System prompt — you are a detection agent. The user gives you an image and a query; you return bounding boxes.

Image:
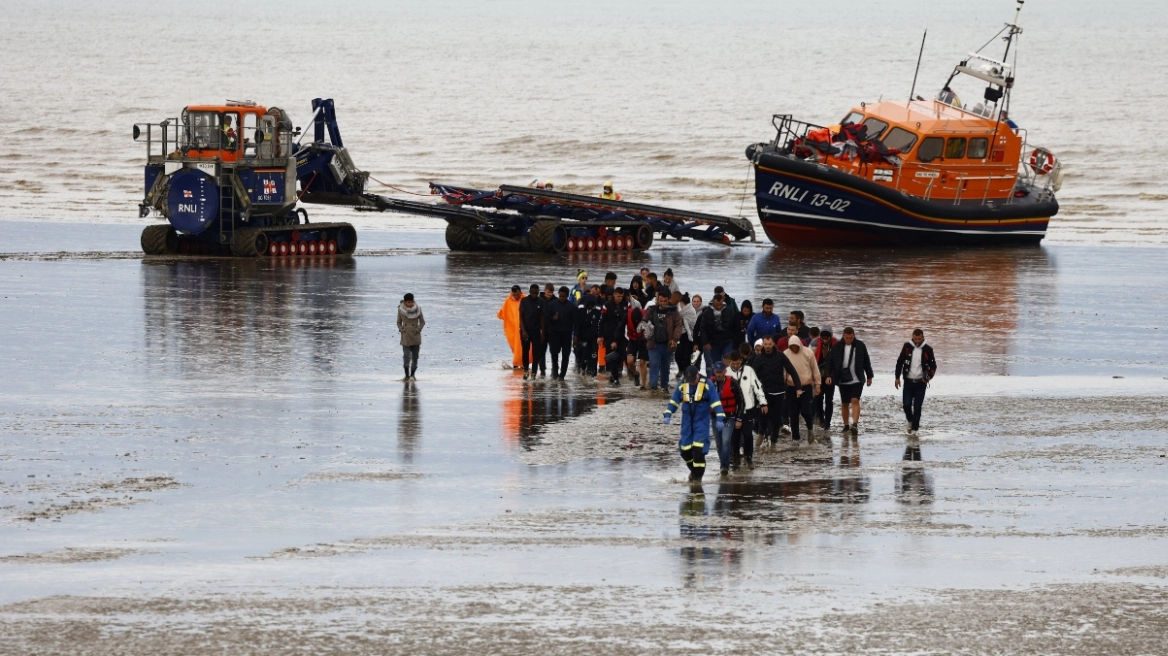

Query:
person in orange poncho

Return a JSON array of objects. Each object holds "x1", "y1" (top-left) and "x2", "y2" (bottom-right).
[{"x1": 497, "y1": 285, "x2": 525, "y2": 368}]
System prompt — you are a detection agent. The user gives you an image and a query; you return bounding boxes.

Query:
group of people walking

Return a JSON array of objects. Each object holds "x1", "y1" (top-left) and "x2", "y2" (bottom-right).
[{"x1": 495, "y1": 267, "x2": 938, "y2": 482}]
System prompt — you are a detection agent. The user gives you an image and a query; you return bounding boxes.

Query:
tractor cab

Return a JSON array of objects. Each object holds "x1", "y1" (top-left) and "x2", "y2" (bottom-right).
[{"x1": 175, "y1": 102, "x2": 293, "y2": 163}]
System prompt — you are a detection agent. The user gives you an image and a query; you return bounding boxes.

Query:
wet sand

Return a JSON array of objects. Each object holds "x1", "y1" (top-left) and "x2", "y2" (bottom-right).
[{"x1": 1, "y1": 225, "x2": 1167, "y2": 654}]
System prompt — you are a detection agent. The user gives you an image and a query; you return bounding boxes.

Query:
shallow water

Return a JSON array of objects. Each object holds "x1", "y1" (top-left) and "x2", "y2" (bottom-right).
[{"x1": 1, "y1": 226, "x2": 1166, "y2": 638}]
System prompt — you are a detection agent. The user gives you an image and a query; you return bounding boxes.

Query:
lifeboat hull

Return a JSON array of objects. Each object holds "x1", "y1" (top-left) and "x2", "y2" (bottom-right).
[{"x1": 748, "y1": 144, "x2": 1055, "y2": 247}]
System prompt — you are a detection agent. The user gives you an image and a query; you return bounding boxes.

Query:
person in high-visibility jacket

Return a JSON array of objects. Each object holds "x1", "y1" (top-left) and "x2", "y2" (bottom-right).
[
  {"x1": 664, "y1": 366, "x2": 725, "y2": 482},
  {"x1": 600, "y1": 181, "x2": 622, "y2": 201}
]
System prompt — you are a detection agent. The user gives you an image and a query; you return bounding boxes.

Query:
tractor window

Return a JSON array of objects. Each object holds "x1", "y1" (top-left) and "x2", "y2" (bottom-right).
[
  {"x1": 882, "y1": 127, "x2": 918, "y2": 153},
  {"x1": 860, "y1": 117, "x2": 889, "y2": 140},
  {"x1": 220, "y1": 112, "x2": 240, "y2": 152},
  {"x1": 968, "y1": 137, "x2": 989, "y2": 159},
  {"x1": 242, "y1": 112, "x2": 258, "y2": 158},
  {"x1": 945, "y1": 137, "x2": 967, "y2": 159},
  {"x1": 917, "y1": 137, "x2": 944, "y2": 162},
  {"x1": 185, "y1": 111, "x2": 222, "y2": 149}
]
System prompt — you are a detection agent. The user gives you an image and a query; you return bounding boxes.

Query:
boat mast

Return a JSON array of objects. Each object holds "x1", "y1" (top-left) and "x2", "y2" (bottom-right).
[{"x1": 908, "y1": 28, "x2": 928, "y2": 102}]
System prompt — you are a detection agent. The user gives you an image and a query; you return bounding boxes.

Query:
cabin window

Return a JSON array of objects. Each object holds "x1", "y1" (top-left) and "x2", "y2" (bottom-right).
[
  {"x1": 882, "y1": 127, "x2": 918, "y2": 153},
  {"x1": 917, "y1": 137, "x2": 944, "y2": 162},
  {"x1": 840, "y1": 111, "x2": 864, "y2": 127},
  {"x1": 968, "y1": 137, "x2": 989, "y2": 159},
  {"x1": 184, "y1": 111, "x2": 222, "y2": 149},
  {"x1": 945, "y1": 137, "x2": 967, "y2": 159},
  {"x1": 860, "y1": 117, "x2": 889, "y2": 140}
]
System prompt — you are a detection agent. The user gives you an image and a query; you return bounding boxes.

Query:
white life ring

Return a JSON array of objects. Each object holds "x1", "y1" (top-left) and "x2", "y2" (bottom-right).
[{"x1": 1028, "y1": 148, "x2": 1056, "y2": 175}]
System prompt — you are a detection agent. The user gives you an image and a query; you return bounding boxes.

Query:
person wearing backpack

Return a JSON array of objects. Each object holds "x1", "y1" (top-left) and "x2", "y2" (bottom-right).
[{"x1": 645, "y1": 290, "x2": 682, "y2": 392}]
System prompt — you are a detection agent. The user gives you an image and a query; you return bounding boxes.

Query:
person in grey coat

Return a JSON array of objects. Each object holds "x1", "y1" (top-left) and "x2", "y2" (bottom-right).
[{"x1": 397, "y1": 293, "x2": 425, "y2": 380}]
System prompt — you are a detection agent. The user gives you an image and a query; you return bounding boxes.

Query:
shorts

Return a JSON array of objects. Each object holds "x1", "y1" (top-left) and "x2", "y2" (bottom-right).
[
  {"x1": 839, "y1": 383, "x2": 864, "y2": 403},
  {"x1": 631, "y1": 342, "x2": 649, "y2": 361}
]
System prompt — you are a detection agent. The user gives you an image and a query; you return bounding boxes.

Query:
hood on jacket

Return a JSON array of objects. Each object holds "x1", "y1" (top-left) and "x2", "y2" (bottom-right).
[
  {"x1": 785, "y1": 338, "x2": 807, "y2": 358},
  {"x1": 398, "y1": 302, "x2": 422, "y2": 319}
]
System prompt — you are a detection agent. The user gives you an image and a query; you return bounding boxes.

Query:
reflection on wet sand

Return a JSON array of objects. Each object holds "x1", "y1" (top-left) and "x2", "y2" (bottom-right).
[
  {"x1": 896, "y1": 443, "x2": 935, "y2": 506},
  {"x1": 141, "y1": 258, "x2": 357, "y2": 378},
  {"x1": 500, "y1": 376, "x2": 621, "y2": 448},
  {"x1": 399, "y1": 382, "x2": 421, "y2": 462},
  {"x1": 677, "y1": 445, "x2": 872, "y2": 586},
  {"x1": 756, "y1": 247, "x2": 1056, "y2": 375}
]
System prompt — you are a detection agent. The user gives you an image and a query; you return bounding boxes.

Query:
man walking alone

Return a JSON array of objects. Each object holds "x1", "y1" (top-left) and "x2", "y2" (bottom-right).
[{"x1": 895, "y1": 329, "x2": 937, "y2": 436}]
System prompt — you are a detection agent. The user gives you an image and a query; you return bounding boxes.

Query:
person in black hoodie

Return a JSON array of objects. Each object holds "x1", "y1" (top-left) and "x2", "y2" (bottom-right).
[
  {"x1": 575, "y1": 295, "x2": 603, "y2": 376},
  {"x1": 825, "y1": 327, "x2": 874, "y2": 436},
  {"x1": 894, "y1": 328, "x2": 937, "y2": 436},
  {"x1": 544, "y1": 286, "x2": 576, "y2": 380},
  {"x1": 747, "y1": 334, "x2": 802, "y2": 445},
  {"x1": 519, "y1": 284, "x2": 546, "y2": 380},
  {"x1": 601, "y1": 288, "x2": 631, "y2": 385},
  {"x1": 735, "y1": 300, "x2": 754, "y2": 350},
  {"x1": 699, "y1": 294, "x2": 736, "y2": 375},
  {"x1": 628, "y1": 274, "x2": 648, "y2": 308}
]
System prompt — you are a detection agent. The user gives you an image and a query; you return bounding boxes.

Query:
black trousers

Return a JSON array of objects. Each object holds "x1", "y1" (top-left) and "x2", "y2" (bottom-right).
[
  {"x1": 731, "y1": 412, "x2": 754, "y2": 465},
  {"x1": 605, "y1": 343, "x2": 626, "y2": 381},
  {"x1": 903, "y1": 379, "x2": 927, "y2": 430},
  {"x1": 815, "y1": 383, "x2": 835, "y2": 428},
  {"x1": 787, "y1": 385, "x2": 813, "y2": 440},
  {"x1": 548, "y1": 334, "x2": 572, "y2": 378},
  {"x1": 578, "y1": 339, "x2": 598, "y2": 376},
  {"x1": 674, "y1": 335, "x2": 694, "y2": 375},
  {"x1": 521, "y1": 334, "x2": 543, "y2": 373},
  {"x1": 535, "y1": 337, "x2": 548, "y2": 374},
  {"x1": 763, "y1": 390, "x2": 785, "y2": 440}
]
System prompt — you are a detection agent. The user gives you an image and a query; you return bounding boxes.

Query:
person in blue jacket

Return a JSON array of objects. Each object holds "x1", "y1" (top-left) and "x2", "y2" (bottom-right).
[
  {"x1": 746, "y1": 298, "x2": 783, "y2": 345},
  {"x1": 664, "y1": 366, "x2": 725, "y2": 483}
]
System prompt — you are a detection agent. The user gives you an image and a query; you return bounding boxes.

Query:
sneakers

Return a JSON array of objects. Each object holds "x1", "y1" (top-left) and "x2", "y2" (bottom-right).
[
  {"x1": 841, "y1": 425, "x2": 851, "y2": 435},
  {"x1": 745, "y1": 459, "x2": 754, "y2": 470},
  {"x1": 850, "y1": 424, "x2": 859, "y2": 435},
  {"x1": 523, "y1": 373, "x2": 530, "y2": 381},
  {"x1": 905, "y1": 425, "x2": 913, "y2": 435},
  {"x1": 720, "y1": 468, "x2": 729, "y2": 478},
  {"x1": 910, "y1": 428, "x2": 920, "y2": 437},
  {"x1": 780, "y1": 425, "x2": 791, "y2": 436}
]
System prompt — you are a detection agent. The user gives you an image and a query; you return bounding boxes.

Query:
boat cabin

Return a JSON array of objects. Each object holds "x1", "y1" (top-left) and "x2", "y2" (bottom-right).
[{"x1": 811, "y1": 99, "x2": 1023, "y2": 203}]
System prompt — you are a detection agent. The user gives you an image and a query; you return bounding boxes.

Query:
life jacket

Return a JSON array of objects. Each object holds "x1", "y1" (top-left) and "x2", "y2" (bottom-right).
[
  {"x1": 626, "y1": 307, "x2": 643, "y2": 342},
  {"x1": 716, "y1": 377, "x2": 737, "y2": 416},
  {"x1": 681, "y1": 379, "x2": 708, "y2": 403},
  {"x1": 806, "y1": 127, "x2": 832, "y2": 143}
]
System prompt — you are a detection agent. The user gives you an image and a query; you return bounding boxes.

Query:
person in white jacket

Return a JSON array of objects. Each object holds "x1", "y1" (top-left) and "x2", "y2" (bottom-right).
[{"x1": 726, "y1": 351, "x2": 767, "y2": 468}]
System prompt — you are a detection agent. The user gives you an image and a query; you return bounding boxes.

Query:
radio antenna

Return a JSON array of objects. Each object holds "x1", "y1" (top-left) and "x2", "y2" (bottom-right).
[{"x1": 908, "y1": 27, "x2": 928, "y2": 102}]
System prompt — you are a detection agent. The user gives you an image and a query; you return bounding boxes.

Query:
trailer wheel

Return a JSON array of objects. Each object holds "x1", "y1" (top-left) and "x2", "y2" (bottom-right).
[
  {"x1": 527, "y1": 220, "x2": 563, "y2": 253},
  {"x1": 445, "y1": 224, "x2": 480, "y2": 251},
  {"x1": 635, "y1": 225, "x2": 654, "y2": 250},
  {"x1": 141, "y1": 224, "x2": 177, "y2": 255}
]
